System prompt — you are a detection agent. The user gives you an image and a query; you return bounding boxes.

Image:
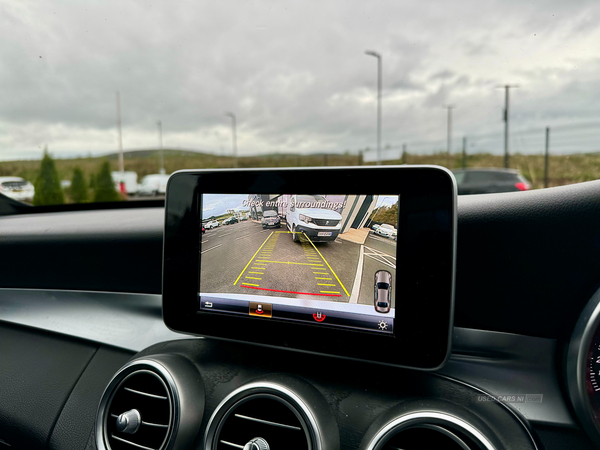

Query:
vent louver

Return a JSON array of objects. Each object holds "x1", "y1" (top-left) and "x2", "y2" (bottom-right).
[
  {"x1": 211, "y1": 393, "x2": 314, "y2": 450},
  {"x1": 369, "y1": 412, "x2": 495, "y2": 450},
  {"x1": 101, "y1": 368, "x2": 174, "y2": 450}
]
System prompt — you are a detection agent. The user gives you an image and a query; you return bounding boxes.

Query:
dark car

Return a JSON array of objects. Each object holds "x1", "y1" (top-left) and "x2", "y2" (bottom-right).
[
  {"x1": 261, "y1": 209, "x2": 281, "y2": 228},
  {"x1": 224, "y1": 216, "x2": 238, "y2": 225},
  {"x1": 452, "y1": 168, "x2": 531, "y2": 195}
]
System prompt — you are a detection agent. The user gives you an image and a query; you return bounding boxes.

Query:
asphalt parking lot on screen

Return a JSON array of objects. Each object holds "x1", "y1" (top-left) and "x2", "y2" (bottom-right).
[{"x1": 200, "y1": 220, "x2": 396, "y2": 307}]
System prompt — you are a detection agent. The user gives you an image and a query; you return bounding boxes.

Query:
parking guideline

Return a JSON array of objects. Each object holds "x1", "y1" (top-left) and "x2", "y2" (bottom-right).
[
  {"x1": 233, "y1": 231, "x2": 274, "y2": 286},
  {"x1": 302, "y1": 232, "x2": 350, "y2": 297}
]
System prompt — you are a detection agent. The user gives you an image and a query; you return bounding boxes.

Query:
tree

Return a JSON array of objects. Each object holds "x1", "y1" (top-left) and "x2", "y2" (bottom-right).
[
  {"x1": 70, "y1": 167, "x2": 88, "y2": 203},
  {"x1": 33, "y1": 152, "x2": 64, "y2": 205},
  {"x1": 93, "y1": 161, "x2": 121, "y2": 202}
]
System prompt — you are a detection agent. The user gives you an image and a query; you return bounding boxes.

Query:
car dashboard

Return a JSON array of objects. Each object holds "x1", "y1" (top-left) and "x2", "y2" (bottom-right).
[{"x1": 2, "y1": 180, "x2": 600, "y2": 450}]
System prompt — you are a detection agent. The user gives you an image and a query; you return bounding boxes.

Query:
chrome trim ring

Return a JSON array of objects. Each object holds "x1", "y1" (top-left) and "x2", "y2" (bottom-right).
[
  {"x1": 567, "y1": 287, "x2": 600, "y2": 445},
  {"x1": 95, "y1": 358, "x2": 180, "y2": 450},
  {"x1": 203, "y1": 382, "x2": 322, "y2": 450},
  {"x1": 366, "y1": 411, "x2": 496, "y2": 450}
]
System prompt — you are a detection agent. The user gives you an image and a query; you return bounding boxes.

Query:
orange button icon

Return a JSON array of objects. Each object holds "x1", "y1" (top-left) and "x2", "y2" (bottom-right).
[{"x1": 249, "y1": 302, "x2": 272, "y2": 318}]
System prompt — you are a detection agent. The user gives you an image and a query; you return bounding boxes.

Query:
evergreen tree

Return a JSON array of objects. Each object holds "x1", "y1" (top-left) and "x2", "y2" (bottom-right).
[
  {"x1": 93, "y1": 161, "x2": 121, "y2": 202},
  {"x1": 70, "y1": 167, "x2": 88, "y2": 203},
  {"x1": 33, "y1": 152, "x2": 64, "y2": 205}
]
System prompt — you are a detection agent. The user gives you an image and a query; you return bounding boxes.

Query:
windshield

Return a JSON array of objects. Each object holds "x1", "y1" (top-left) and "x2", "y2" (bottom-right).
[
  {"x1": 263, "y1": 210, "x2": 277, "y2": 217},
  {"x1": 1, "y1": 1, "x2": 597, "y2": 207}
]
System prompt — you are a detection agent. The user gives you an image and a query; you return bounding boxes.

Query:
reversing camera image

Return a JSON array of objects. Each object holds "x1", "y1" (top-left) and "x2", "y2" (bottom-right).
[{"x1": 199, "y1": 194, "x2": 398, "y2": 332}]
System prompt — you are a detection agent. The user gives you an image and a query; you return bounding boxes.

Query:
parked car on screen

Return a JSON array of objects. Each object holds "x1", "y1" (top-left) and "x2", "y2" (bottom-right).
[
  {"x1": 137, "y1": 174, "x2": 170, "y2": 196},
  {"x1": 375, "y1": 223, "x2": 397, "y2": 239},
  {"x1": 111, "y1": 171, "x2": 139, "y2": 196},
  {"x1": 0, "y1": 177, "x2": 35, "y2": 203},
  {"x1": 205, "y1": 220, "x2": 220, "y2": 229},
  {"x1": 223, "y1": 216, "x2": 238, "y2": 225},
  {"x1": 374, "y1": 270, "x2": 392, "y2": 313},
  {"x1": 371, "y1": 223, "x2": 381, "y2": 231},
  {"x1": 261, "y1": 210, "x2": 281, "y2": 228},
  {"x1": 452, "y1": 168, "x2": 531, "y2": 195}
]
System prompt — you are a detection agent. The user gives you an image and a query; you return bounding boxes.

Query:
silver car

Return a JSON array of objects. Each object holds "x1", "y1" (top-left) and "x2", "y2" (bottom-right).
[{"x1": 374, "y1": 270, "x2": 392, "y2": 313}]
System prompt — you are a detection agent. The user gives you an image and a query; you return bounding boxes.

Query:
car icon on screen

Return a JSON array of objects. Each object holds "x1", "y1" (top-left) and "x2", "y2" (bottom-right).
[{"x1": 374, "y1": 270, "x2": 392, "y2": 313}]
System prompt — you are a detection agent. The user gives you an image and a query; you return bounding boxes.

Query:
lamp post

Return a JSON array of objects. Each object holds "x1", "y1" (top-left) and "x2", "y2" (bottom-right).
[
  {"x1": 157, "y1": 120, "x2": 165, "y2": 174},
  {"x1": 225, "y1": 112, "x2": 238, "y2": 168},
  {"x1": 365, "y1": 50, "x2": 382, "y2": 165}
]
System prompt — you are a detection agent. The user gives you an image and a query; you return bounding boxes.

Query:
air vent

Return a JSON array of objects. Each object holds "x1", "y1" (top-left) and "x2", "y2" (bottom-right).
[
  {"x1": 97, "y1": 360, "x2": 179, "y2": 450},
  {"x1": 368, "y1": 412, "x2": 495, "y2": 450},
  {"x1": 205, "y1": 384, "x2": 319, "y2": 450}
]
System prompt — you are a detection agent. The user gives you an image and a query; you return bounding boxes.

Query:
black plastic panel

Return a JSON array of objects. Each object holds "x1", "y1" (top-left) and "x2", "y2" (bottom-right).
[{"x1": 0, "y1": 322, "x2": 98, "y2": 449}]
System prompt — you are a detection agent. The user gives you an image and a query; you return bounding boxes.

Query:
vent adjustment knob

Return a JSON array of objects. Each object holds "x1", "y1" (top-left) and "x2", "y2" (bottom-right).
[
  {"x1": 116, "y1": 409, "x2": 142, "y2": 434},
  {"x1": 243, "y1": 437, "x2": 270, "y2": 450}
]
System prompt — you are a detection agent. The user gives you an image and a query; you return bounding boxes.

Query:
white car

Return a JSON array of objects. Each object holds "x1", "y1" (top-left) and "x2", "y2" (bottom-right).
[
  {"x1": 375, "y1": 223, "x2": 397, "y2": 239},
  {"x1": 205, "y1": 220, "x2": 220, "y2": 229},
  {"x1": 0, "y1": 177, "x2": 35, "y2": 203},
  {"x1": 138, "y1": 174, "x2": 170, "y2": 196}
]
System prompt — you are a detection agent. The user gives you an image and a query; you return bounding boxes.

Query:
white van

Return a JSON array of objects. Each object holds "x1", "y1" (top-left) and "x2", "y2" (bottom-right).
[
  {"x1": 111, "y1": 171, "x2": 139, "y2": 196},
  {"x1": 285, "y1": 194, "x2": 342, "y2": 243}
]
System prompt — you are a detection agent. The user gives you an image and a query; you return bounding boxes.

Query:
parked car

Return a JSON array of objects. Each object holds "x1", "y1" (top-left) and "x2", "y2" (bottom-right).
[
  {"x1": 111, "y1": 171, "x2": 139, "y2": 196},
  {"x1": 223, "y1": 216, "x2": 238, "y2": 225},
  {"x1": 0, "y1": 177, "x2": 35, "y2": 202},
  {"x1": 374, "y1": 270, "x2": 392, "y2": 313},
  {"x1": 375, "y1": 223, "x2": 397, "y2": 239},
  {"x1": 371, "y1": 223, "x2": 381, "y2": 231},
  {"x1": 452, "y1": 168, "x2": 531, "y2": 195},
  {"x1": 283, "y1": 194, "x2": 342, "y2": 242},
  {"x1": 137, "y1": 174, "x2": 170, "y2": 196},
  {"x1": 205, "y1": 220, "x2": 220, "y2": 229},
  {"x1": 261, "y1": 210, "x2": 281, "y2": 228}
]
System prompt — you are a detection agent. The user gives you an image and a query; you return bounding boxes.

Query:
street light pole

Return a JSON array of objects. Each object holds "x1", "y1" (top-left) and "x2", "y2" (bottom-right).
[
  {"x1": 444, "y1": 105, "x2": 455, "y2": 166},
  {"x1": 225, "y1": 112, "x2": 238, "y2": 168},
  {"x1": 157, "y1": 120, "x2": 165, "y2": 174},
  {"x1": 116, "y1": 91, "x2": 124, "y2": 173},
  {"x1": 498, "y1": 84, "x2": 519, "y2": 168},
  {"x1": 365, "y1": 50, "x2": 382, "y2": 165}
]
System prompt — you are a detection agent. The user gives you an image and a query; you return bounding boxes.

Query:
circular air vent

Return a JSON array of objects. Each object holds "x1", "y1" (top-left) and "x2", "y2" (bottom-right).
[
  {"x1": 97, "y1": 359, "x2": 180, "y2": 450},
  {"x1": 205, "y1": 383, "x2": 320, "y2": 450},
  {"x1": 367, "y1": 412, "x2": 495, "y2": 450}
]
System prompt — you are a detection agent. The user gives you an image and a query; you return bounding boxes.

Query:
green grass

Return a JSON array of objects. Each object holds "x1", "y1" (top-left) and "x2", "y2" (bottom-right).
[{"x1": 1, "y1": 149, "x2": 599, "y2": 199}]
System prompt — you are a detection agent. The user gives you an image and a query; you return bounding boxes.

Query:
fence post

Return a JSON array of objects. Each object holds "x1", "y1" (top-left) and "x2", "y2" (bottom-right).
[{"x1": 401, "y1": 143, "x2": 407, "y2": 164}]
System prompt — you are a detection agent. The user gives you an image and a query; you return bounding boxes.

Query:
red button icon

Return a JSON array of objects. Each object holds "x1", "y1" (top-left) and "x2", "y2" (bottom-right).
[{"x1": 313, "y1": 312, "x2": 326, "y2": 322}]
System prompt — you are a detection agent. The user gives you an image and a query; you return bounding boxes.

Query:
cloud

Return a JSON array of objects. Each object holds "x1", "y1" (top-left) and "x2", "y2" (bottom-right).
[{"x1": 1, "y1": 0, "x2": 600, "y2": 160}]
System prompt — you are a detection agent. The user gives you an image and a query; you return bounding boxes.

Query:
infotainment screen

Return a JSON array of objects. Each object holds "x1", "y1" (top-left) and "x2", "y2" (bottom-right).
[
  {"x1": 199, "y1": 193, "x2": 398, "y2": 334},
  {"x1": 163, "y1": 166, "x2": 456, "y2": 370}
]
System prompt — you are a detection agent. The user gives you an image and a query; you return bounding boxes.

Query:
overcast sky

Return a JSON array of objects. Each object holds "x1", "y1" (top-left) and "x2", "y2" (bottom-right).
[{"x1": 2, "y1": 0, "x2": 600, "y2": 161}]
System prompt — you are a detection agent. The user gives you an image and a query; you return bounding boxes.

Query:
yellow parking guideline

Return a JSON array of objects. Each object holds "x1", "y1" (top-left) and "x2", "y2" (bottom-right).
[
  {"x1": 243, "y1": 283, "x2": 260, "y2": 287},
  {"x1": 320, "y1": 291, "x2": 340, "y2": 294},
  {"x1": 303, "y1": 232, "x2": 349, "y2": 296},
  {"x1": 256, "y1": 259, "x2": 323, "y2": 266},
  {"x1": 313, "y1": 272, "x2": 329, "y2": 275},
  {"x1": 315, "y1": 277, "x2": 332, "y2": 280},
  {"x1": 245, "y1": 277, "x2": 262, "y2": 280},
  {"x1": 233, "y1": 232, "x2": 274, "y2": 285},
  {"x1": 249, "y1": 272, "x2": 264, "y2": 275},
  {"x1": 318, "y1": 283, "x2": 336, "y2": 286}
]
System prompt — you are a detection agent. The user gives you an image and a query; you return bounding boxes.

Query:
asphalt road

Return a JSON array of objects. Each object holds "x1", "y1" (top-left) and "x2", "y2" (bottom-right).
[{"x1": 200, "y1": 220, "x2": 396, "y2": 308}]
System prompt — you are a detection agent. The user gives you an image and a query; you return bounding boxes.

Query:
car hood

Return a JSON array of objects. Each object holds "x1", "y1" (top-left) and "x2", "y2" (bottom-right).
[{"x1": 296, "y1": 208, "x2": 342, "y2": 220}]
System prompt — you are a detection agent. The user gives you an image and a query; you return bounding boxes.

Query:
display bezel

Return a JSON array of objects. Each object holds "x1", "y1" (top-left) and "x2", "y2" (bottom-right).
[{"x1": 163, "y1": 166, "x2": 456, "y2": 369}]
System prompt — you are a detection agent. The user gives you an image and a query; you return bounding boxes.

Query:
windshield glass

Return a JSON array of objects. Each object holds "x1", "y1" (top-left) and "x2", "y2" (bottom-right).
[{"x1": 1, "y1": 1, "x2": 597, "y2": 207}]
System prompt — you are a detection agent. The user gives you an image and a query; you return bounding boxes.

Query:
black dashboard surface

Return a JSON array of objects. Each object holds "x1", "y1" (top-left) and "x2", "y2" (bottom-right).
[
  {"x1": 2, "y1": 180, "x2": 600, "y2": 339},
  {"x1": 2, "y1": 180, "x2": 600, "y2": 450}
]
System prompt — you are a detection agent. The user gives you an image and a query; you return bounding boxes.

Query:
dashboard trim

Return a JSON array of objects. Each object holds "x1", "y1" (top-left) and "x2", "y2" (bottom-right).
[
  {"x1": 567, "y1": 285, "x2": 600, "y2": 444},
  {"x1": 365, "y1": 411, "x2": 496, "y2": 450},
  {"x1": 203, "y1": 382, "x2": 322, "y2": 450}
]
